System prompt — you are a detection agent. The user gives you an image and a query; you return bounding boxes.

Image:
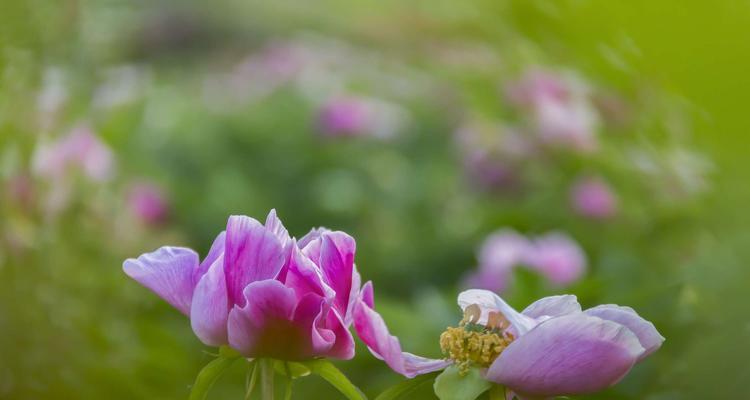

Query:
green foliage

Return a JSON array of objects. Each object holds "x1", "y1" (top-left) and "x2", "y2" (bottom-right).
[
  {"x1": 301, "y1": 359, "x2": 368, "y2": 400},
  {"x1": 189, "y1": 350, "x2": 242, "y2": 400},
  {"x1": 433, "y1": 366, "x2": 491, "y2": 400},
  {"x1": 374, "y1": 372, "x2": 440, "y2": 400}
]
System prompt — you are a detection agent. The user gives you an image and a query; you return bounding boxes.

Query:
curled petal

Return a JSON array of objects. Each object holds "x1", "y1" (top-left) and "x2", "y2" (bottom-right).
[
  {"x1": 353, "y1": 282, "x2": 450, "y2": 378},
  {"x1": 457, "y1": 289, "x2": 537, "y2": 335},
  {"x1": 123, "y1": 246, "x2": 200, "y2": 315},
  {"x1": 227, "y1": 280, "x2": 299, "y2": 359},
  {"x1": 284, "y1": 243, "x2": 331, "y2": 300},
  {"x1": 224, "y1": 216, "x2": 286, "y2": 307},
  {"x1": 265, "y1": 209, "x2": 291, "y2": 245},
  {"x1": 291, "y1": 293, "x2": 336, "y2": 357},
  {"x1": 487, "y1": 313, "x2": 645, "y2": 396},
  {"x1": 197, "y1": 231, "x2": 226, "y2": 277},
  {"x1": 585, "y1": 305, "x2": 664, "y2": 361},
  {"x1": 323, "y1": 309, "x2": 356, "y2": 359},
  {"x1": 319, "y1": 232, "x2": 357, "y2": 319},
  {"x1": 298, "y1": 227, "x2": 329, "y2": 249},
  {"x1": 522, "y1": 295, "x2": 581, "y2": 319},
  {"x1": 191, "y1": 254, "x2": 229, "y2": 346}
]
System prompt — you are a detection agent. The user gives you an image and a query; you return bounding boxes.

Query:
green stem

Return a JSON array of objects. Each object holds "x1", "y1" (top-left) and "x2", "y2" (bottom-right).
[
  {"x1": 260, "y1": 359, "x2": 275, "y2": 400},
  {"x1": 489, "y1": 385, "x2": 506, "y2": 400},
  {"x1": 283, "y1": 362, "x2": 293, "y2": 400},
  {"x1": 245, "y1": 360, "x2": 259, "y2": 400}
]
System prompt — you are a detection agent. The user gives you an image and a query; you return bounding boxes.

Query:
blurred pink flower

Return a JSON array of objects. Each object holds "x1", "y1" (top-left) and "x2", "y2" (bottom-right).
[
  {"x1": 506, "y1": 70, "x2": 600, "y2": 153},
  {"x1": 32, "y1": 125, "x2": 115, "y2": 182},
  {"x1": 535, "y1": 98, "x2": 599, "y2": 152},
  {"x1": 506, "y1": 70, "x2": 570, "y2": 107},
  {"x1": 463, "y1": 230, "x2": 531, "y2": 292},
  {"x1": 124, "y1": 210, "x2": 359, "y2": 361},
  {"x1": 317, "y1": 97, "x2": 371, "y2": 137},
  {"x1": 570, "y1": 176, "x2": 618, "y2": 219},
  {"x1": 317, "y1": 96, "x2": 406, "y2": 139},
  {"x1": 524, "y1": 232, "x2": 587, "y2": 286},
  {"x1": 5, "y1": 173, "x2": 35, "y2": 209},
  {"x1": 127, "y1": 181, "x2": 170, "y2": 226},
  {"x1": 455, "y1": 121, "x2": 534, "y2": 191}
]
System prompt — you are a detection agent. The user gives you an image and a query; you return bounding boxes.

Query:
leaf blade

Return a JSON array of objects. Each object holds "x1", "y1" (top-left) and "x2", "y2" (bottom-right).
[
  {"x1": 375, "y1": 372, "x2": 440, "y2": 400},
  {"x1": 301, "y1": 359, "x2": 367, "y2": 400},
  {"x1": 189, "y1": 353, "x2": 240, "y2": 400}
]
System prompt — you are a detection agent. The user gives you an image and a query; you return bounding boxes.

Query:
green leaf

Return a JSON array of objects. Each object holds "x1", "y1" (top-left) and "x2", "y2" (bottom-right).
[
  {"x1": 189, "y1": 349, "x2": 241, "y2": 400},
  {"x1": 375, "y1": 371, "x2": 440, "y2": 400},
  {"x1": 433, "y1": 366, "x2": 492, "y2": 400},
  {"x1": 301, "y1": 359, "x2": 367, "y2": 400},
  {"x1": 274, "y1": 360, "x2": 312, "y2": 379}
]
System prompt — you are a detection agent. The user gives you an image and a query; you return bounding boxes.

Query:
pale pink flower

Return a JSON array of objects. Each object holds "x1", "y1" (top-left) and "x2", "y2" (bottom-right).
[
  {"x1": 524, "y1": 232, "x2": 587, "y2": 286},
  {"x1": 570, "y1": 176, "x2": 618, "y2": 219},
  {"x1": 127, "y1": 181, "x2": 170, "y2": 226}
]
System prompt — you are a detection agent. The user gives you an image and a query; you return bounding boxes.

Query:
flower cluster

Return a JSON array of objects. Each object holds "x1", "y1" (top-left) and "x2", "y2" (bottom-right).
[{"x1": 464, "y1": 229, "x2": 587, "y2": 292}]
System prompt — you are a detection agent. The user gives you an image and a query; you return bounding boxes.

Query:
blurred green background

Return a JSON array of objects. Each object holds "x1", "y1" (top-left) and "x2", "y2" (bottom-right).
[{"x1": 1, "y1": 0, "x2": 748, "y2": 399}]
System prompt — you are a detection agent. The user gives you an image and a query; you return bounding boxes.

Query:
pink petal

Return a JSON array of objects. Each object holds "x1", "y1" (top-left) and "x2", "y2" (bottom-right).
[
  {"x1": 457, "y1": 289, "x2": 537, "y2": 335},
  {"x1": 319, "y1": 232, "x2": 357, "y2": 320},
  {"x1": 585, "y1": 305, "x2": 664, "y2": 361},
  {"x1": 323, "y1": 308, "x2": 356, "y2": 359},
  {"x1": 521, "y1": 295, "x2": 581, "y2": 319},
  {"x1": 123, "y1": 246, "x2": 200, "y2": 315},
  {"x1": 298, "y1": 227, "x2": 328, "y2": 249},
  {"x1": 227, "y1": 280, "x2": 299, "y2": 358},
  {"x1": 487, "y1": 313, "x2": 645, "y2": 397},
  {"x1": 353, "y1": 282, "x2": 450, "y2": 378},
  {"x1": 224, "y1": 215, "x2": 286, "y2": 307},
  {"x1": 284, "y1": 244, "x2": 331, "y2": 300},
  {"x1": 197, "y1": 231, "x2": 226, "y2": 277},
  {"x1": 291, "y1": 292, "x2": 336, "y2": 357},
  {"x1": 227, "y1": 280, "x2": 346, "y2": 360},
  {"x1": 264, "y1": 209, "x2": 291, "y2": 245},
  {"x1": 191, "y1": 254, "x2": 229, "y2": 346}
]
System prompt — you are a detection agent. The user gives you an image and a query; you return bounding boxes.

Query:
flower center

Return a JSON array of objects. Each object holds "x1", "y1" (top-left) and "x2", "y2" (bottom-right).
[{"x1": 439, "y1": 304, "x2": 515, "y2": 375}]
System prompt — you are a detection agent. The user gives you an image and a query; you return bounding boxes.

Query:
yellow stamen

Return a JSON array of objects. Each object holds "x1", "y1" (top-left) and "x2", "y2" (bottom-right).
[{"x1": 439, "y1": 304, "x2": 514, "y2": 376}]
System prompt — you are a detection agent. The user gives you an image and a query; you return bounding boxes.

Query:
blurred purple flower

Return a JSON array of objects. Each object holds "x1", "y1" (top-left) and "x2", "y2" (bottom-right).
[
  {"x1": 354, "y1": 288, "x2": 663, "y2": 398},
  {"x1": 455, "y1": 121, "x2": 534, "y2": 191},
  {"x1": 317, "y1": 97, "x2": 371, "y2": 137},
  {"x1": 127, "y1": 181, "x2": 170, "y2": 226},
  {"x1": 123, "y1": 210, "x2": 359, "y2": 361},
  {"x1": 570, "y1": 176, "x2": 618, "y2": 219},
  {"x1": 506, "y1": 70, "x2": 600, "y2": 153},
  {"x1": 317, "y1": 96, "x2": 407, "y2": 139},
  {"x1": 5, "y1": 173, "x2": 35, "y2": 209},
  {"x1": 524, "y1": 232, "x2": 587, "y2": 286},
  {"x1": 463, "y1": 230, "x2": 531, "y2": 292},
  {"x1": 32, "y1": 125, "x2": 115, "y2": 182},
  {"x1": 506, "y1": 70, "x2": 570, "y2": 107}
]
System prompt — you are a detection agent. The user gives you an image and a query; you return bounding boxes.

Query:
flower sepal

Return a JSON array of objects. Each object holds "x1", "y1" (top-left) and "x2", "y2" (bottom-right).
[
  {"x1": 188, "y1": 346, "x2": 242, "y2": 400},
  {"x1": 433, "y1": 365, "x2": 493, "y2": 400},
  {"x1": 273, "y1": 360, "x2": 311, "y2": 379},
  {"x1": 299, "y1": 358, "x2": 367, "y2": 400}
]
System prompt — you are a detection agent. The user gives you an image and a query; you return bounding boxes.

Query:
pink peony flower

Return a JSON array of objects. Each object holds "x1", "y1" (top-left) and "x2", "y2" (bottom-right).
[
  {"x1": 123, "y1": 210, "x2": 359, "y2": 361},
  {"x1": 570, "y1": 176, "x2": 618, "y2": 219},
  {"x1": 354, "y1": 288, "x2": 663, "y2": 398}
]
